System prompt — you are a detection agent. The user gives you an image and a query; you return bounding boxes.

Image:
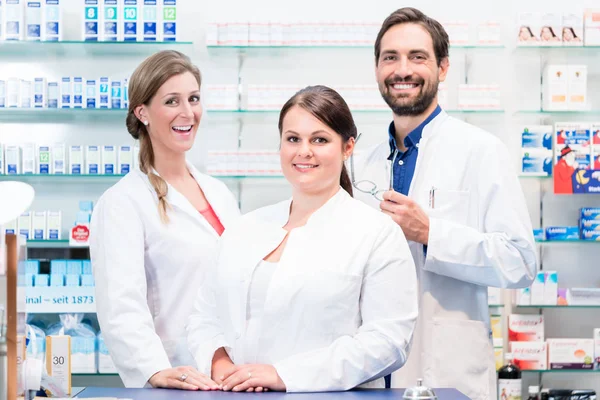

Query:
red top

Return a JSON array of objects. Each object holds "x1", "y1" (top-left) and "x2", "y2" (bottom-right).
[{"x1": 199, "y1": 203, "x2": 225, "y2": 236}]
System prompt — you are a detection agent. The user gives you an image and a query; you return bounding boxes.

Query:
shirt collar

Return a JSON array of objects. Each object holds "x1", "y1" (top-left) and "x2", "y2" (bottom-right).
[{"x1": 388, "y1": 105, "x2": 442, "y2": 157}]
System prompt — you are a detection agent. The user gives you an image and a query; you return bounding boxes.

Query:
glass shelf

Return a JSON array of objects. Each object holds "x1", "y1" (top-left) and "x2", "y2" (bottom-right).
[
  {"x1": 0, "y1": 174, "x2": 126, "y2": 184},
  {"x1": 523, "y1": 369, "x2": 600, "y2": 373},
  {"x1": 0, "y1": 40, "x2": 193, "y2": 57},
  {"x1": 516, "y1": 305, "x2": 600, "y2": 308},
  {"x1": 536, "y1": 240, "x2": 600, "y2": 244},
  {"x1": 208, "y1": 109, "x2": 505, "y2": 115},
  {"x1": 27, "y1": 239, "x2": 73, "y2": 248},
  {"x1": 0, "y1": 108, "x2": 126, "y2": 122},
  {"x1": 73, "y1": 373, "x2": 119, "y2": 376},
  {"x1": 516, "y1": 45, "x2": 600, "y2": 49},
  {"x1": 207, "y1": 44, "x2": 504, "y2": 51},
  {"x1": 519, "y1": 175, "x2": 552, "y2": 179},
  {"x1": 517, "y1": 110, "x2": 599, "y2": 115},
  {"x1": 488, "y1": 304, "x2": 505, "y2": 308}
]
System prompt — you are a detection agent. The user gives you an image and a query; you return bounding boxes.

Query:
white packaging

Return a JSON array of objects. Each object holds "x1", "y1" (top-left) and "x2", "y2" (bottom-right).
[
  {"x1": 509, "y1": 314, "x2": 544, "y2": 342},
  {"x1": 594, "y1": 328, "x2": 600, "y2": 369},
  {"x1": 25, "y1": 0, "x2": 41, "y2": 41},
  {"x1": 32, "y1": 210, "x2": 46, "y2": 240},
  {"x1": 100, "y1": 0, "x2": 119, "y2": 41},
  {"x1": 69, "y1": 145, "x2": 83, "y2": 174},
  {"x1": 205, "y1": 21, "x2": 218, "y2": 45},
  {"x1": 133, "y1": 144, "x2": 139, "y2": 169},
  {"x1": 4, "y1": 218, "x2": 17, "y2": 234},
  {"x1": 517, "y1": 12, "x2": 540, "y2": 45},
  {"x1": 98, "y1": 77, "x2": 110, "y2": 108},
  {"x1": 83, "y1": 0, "x2": 99, "y2": 41},
  {"x1": 0, "y1": 143, "x2": 4, "y2": 174},
  {"x1": 122, "y1": 77, "x2": 128, "y2": 108},
  {"x1": 101, "y1": 145, "x2": 116, "y2": 174},
  {"x1": 488, "y1": 287, "x2": 502, "y2": 305},
  {"x1": 141, "y1": 0, "x2": 158, "y2": 41},
  {"x1": 548, "y1": 339, "x2": 594, "y2": 369},
  {"x1": 85, "y1": 79, "x2": 97, "y2": 108},
  {"x1": 42, "y1": 0, "x2": 60, "y2": 41},
  {"x1": 161, "y1": 0, "x2": 176, "y2": 41},
  {"x1": 34, "y1": 77, "x2": 47, "y2": 108},
  {"x1": 540, "y1": 13, "x2": 562, "y2": 45},
  {"x1": 0, "y1": 0, "x2": 3, "y2": 41},
  {"x1": 22, "y1": 143, "x2": 35, "y2": 174},
  {"x1": 531, "y1": 271, "x2": 546, "y2": 305},
  {"x1": 60, "y1": 77, "x2": 71, "y2": 108},
  {"x1": 0, "y1": 80, "x2": 5, "y2": 107},
  {"x1": 47, "y1": 210, "x2": 61, "y2": 239},
  {"x1": 86, "y1": 145, "x2": 100, "y2": 174},
  {"x1": 18, "y1": 211, "x2": 32, "y2": 239},
  {"x1": 52, "y1": 143, "x2": 66, "y2": 174},
  {"x1": 72, "y1": 77, "x2": 84, "y2": 108},
  {"x1": 544, "y1": 271, "x2": 558, "y2": 305},
  {"x1": 19, "y1": 79, "x2": 32, "y2": 108},
  {"x1": 517, "y1": 287, "x2": 531, "y2": 305},
  {"x1": 37, "y1": 144, "x2": 52, "y2": 174},
  {"x1": 47, "y1": 81, "x2": 58, "y2": 108},
  {"x1": 542, "y1": 65, "x2": 568, "y2": 111},
  {"x1": 122, "y1": 0, "x2": 139, "y2": 41},
  {"x1": 7, "y1": 77, "x2": 19, "y2": 107},
  {"x1": 477, "y1": 21, "x2": 501, "y2": 45},
  {"x1": 5, "y1": 145, "x2": 21, "y2": 174},
  {"x1": 584, "y1": 9, "x2": 600, "y2": 46},
  {"x1": 510, "y1": 341, "x2": 548, "y2": 370},
  {"x1": 562, "y1": 13, "x2": 583, "y2": 46},
  {"x1": 110, "y1": 80, "x2": 121, "y2": 109},
  {"x1": 118, "y1": 145, "x2": 132, "y2": 174},
  {"x1": 567, "y1": 65, "x2": 587, "y2": 110},
  {"x1": 46, "y1": 335, "x2": 72, "y2": 395},
  {"x1": 4, "y1": 0, "x2": 24, "y2": 41}
]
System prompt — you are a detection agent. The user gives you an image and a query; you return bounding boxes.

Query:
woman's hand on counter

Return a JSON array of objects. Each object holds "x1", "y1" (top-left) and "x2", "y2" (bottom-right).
[
  {"x1": 220, "y1": 364, "x2": 286, "y2": 392},
  {"x1": 148, "y1": 366, "x2": 220, "y2": 391}
]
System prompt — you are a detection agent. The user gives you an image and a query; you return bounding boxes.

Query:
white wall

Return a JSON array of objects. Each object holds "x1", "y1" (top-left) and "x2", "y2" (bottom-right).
[{"x1": 1, "y1": 0, "x2": 600, "y2": 394}]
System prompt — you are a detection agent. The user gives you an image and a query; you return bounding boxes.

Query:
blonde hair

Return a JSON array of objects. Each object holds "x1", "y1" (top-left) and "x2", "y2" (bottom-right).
[{"x1": 125, "y1": 50, "x2": 202, "y2": 223}]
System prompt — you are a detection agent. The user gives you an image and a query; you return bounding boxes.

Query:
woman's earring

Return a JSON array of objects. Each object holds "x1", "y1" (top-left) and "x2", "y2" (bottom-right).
[{"x1": 143, "y1": 120, "x2": 149, "y2": 126}]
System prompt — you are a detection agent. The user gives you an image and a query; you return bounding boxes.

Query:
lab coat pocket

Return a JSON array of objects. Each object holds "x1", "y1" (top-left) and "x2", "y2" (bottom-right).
[
  {"x1": 424, "y1": 318, "x2": 492, "y2": 400},
  {"x1": 426, "y1": 189, "x2": 471, "y2": 226}
]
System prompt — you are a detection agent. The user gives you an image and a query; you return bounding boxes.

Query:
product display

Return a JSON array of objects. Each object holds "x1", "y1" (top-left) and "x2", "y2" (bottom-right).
[
  {"x1": 205, "y1": 150, "x2": 282, "y2": 176},
  {"x1": 517, "y1": 10, "x2": 599, "y2": 46}
]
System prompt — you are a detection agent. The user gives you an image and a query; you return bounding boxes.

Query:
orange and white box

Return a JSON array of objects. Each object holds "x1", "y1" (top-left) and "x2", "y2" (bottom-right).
[
  {"x1": 548, "y1": 338, "x2": 594, "y2": 369},
  {"x1": 510, "y1": 341, "x2": 547, "y2": 370},
  {"x1": 508, "y1": 314, "x2": 544, "y2": 342}
]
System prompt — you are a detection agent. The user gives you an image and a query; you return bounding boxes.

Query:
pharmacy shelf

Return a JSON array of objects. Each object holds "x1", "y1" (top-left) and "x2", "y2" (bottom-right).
[
  {"x1": 73, "y1": 373, "x2": 119, "y2": 377},
  {"x1": 23, "y1": 286, "x2": 96, "y2": 313},
  {"x1": 488, "y1": 304, "x2": 505, "y2": 308},
  {"x1": 209, "y1": 109, "x2": 505, "y2": 114},
  {"x1": 536, "y1": 240, "x2": 600, "y2": 244},
  {"x1": 516, "y1": 45, "x2": 600, "y2": 50},
  {"x1": 516, "y1": 110, "x2": 599, "y2": 116},
  {"x1": 522, "y1": 369, "x2": 600, "y2": 373},
  {"x1": 27, "y1": 240, "x2": 76, "y2": 249},
  {"x1": 519, "y1": 175, "x2": 552, "y2": 179},
  {"x1": 516, "y1": 305, "x2": 600, "y2": 309},
  {"x1": 207, "y1": 44, "x2": 505, "y2": 52},
  {"x1": 0, "y1": 40, "x2": 193, "y2": 58},
  {"x1": 1, "y1": 174, "x2": 285, "y2": 184},
  {"x1": 0, "y1": 108, "x2": 126, "y2": 123}
]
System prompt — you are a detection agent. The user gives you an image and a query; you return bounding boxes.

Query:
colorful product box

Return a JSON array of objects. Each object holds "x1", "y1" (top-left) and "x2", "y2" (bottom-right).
[
  {"x1": 548, "y1": 339, "x2": 594, "y2": 369},
  {"x1": 508, "y1": 314, "x2": 544, "y2": 342},
  {"x1": 510, "y1": 341, "x2": 547, "y2": 370},
  {"x1": 545, "y1": 226, "x2": 580, "y2": 241}
]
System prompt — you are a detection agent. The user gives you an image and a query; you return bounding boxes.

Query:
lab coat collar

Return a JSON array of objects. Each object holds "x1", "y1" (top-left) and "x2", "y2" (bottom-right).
[{"x1": 420, "y1": 109, "x2": 448, "y2": 140}]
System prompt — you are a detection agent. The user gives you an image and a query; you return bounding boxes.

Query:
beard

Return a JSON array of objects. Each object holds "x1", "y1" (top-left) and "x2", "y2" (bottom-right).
[{"x1": 379, "y1": 75, "x2": 438, "y2": 116}]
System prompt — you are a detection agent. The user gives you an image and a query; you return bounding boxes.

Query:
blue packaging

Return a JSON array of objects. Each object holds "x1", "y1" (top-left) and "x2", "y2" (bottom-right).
[
  {"x1": 99, "y1": 77, "x2": 109, "y2": 108},
  {"x1": 545, "y1": 226, "x2": 580, "y2": 241},
  {"x1": 533, "y1": 228, "x2": 545, "y2": 241},
  {"x1": 65, "y1": 274, "x2": 80, "y2": 286},
  {"x1": 50, "y1": 274, "x2": 64, "y2": 286},
  {"x1": 25, "y1": 273, "x2": 35, "y2": 287},
  {"x1": 581, "y1": 230, "x2": 600, "y2": 241},
  {"x1": 581, "y1": 208, "x2": 600, "y2": 220},
  {"x1": 34, "y1": 274, "x2": 49, "y2": 287},
  {"x1": 521, "y1": 125, "x2": 553, "y2": 150},
  {"x1": 66, "y1": 260, "x2": 82, "y2": 275},
  {"x1": 81, "y1": 275, "x2": 95, "y2": 286},
  {"x1": 26, "y1": 260, "x2": 40, "y2": 274},
  {"x1": 110, "y1": 80, "x2": 121, "y2": 109},
  {"x1": 522, "y1": 149, "x2": 553, "y2": 176},
  {"x1": 82, "y1": 260, "x2": 92, "y2": 274},
  {"x1": 580, "y1": 218, "x2": 600, "y2": 231},
  {"x1": 50, "y1": 259, "x2": 67, "y2": 274},
  {"x1": 84, "y1": 0, "x2": 99, "y2": 41}
]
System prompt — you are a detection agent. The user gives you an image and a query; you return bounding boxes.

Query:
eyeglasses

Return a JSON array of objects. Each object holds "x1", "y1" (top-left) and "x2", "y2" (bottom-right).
[{"x1": 349, "y1": 133, "x2": 393, "y2": 201}]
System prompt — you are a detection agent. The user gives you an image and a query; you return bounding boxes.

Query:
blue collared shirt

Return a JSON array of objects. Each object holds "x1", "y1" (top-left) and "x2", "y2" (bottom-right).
[{"x1": 388, "y1": 105, "x2": 442, "y2": 196}]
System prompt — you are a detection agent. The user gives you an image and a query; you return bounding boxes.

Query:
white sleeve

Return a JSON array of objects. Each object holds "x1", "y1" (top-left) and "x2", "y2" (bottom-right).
[
  {"x1": 424, "y1": 140, "x2": 537, "y2": 288},
  {"x1": 90, "y1": 190, "x2": 171, "y2": 388},
  {"x1": 186, "y1": 242, "x2": 231, "y2": 377},
  {"x1": 273, "y1": 223, "x2": 418, "y2": 392}
]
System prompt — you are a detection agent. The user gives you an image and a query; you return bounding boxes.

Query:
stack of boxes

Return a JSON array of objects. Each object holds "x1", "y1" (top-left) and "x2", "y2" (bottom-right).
[{"x1": 519, "y1": 125, "x2": 553, "y2": 176}]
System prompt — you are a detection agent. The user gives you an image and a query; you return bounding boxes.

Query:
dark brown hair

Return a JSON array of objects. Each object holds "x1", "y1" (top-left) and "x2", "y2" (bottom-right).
[
  {"x1": 374, "y1": 7, "x2": 449, "y2": 66},
  {"x1": 278, "y1": 85, "x2": 357, "y2": 196},
  {"x1": 125, "y1": 50, "x2": 201, "y2": 223}
]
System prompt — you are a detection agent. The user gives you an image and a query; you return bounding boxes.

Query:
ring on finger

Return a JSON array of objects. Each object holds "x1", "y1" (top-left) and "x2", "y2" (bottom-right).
[
  {"x1": 248, "y1": 371, "x2": 252, "y2": 378},
  {"x1": 180, "y1": 373, "x2": 188, "y2": 382}
]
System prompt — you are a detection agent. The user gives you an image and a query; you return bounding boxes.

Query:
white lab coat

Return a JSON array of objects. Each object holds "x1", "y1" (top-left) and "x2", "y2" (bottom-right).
[
  {"x1": 90, "y1": 162, "x2": 240, "y2": 388},
  {"x1": 352, "y1": 110, "x2": 537, "y2": 400},
  {"x1": 186, "y1": 188, "x2": 418, "y2": 392}
]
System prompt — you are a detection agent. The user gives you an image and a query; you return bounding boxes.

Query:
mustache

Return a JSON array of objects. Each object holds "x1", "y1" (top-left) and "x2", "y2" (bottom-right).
[{"x1": 384, "y1": 76, "x2": 424, "y2": 86}]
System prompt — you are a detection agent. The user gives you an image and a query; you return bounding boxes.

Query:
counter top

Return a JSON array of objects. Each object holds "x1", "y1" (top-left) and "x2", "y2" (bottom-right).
[{"x1": 76, "y1": 387, "x2": 469, "y2": 399}]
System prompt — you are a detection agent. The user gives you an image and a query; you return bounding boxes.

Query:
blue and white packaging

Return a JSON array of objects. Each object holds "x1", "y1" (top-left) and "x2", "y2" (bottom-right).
[
  {"x1": 0, "y1": 0, "x2": 4, "y2": 41},
  {"x1": 110, "y1": 80, "x2": 121, "y2": 109},
  {"x1": 85, "y1": 79, "x2": 97, "y2": 108},
  {"x1": 47, "y1": 81, "x2": 58, "y2": 108},
  {"x1": 19, "y1": 79, "x2": 32, "y2": 108},
  {"x1": 97, "y1": 332, "x2": 118, "y2": 373},
  {"x1": 72, "y1": 77, "x2": 84, "y2": 108},
  {"x1": 85, "y1": 145, "x2": 100, "y2": 174},
  {"x1": 83, "y1": 0, "x2": 99, "y2": 41},
  {"x1": 66, "y1": 260, "x2": 82, "y2": 275},
  {"x1": 65, "y1": 274, "x2": 80, "y2": 286},
  {"x1": 34, "y1": 77, "x2": 47, "y2": 108},
  {"x1": 18, "y1": 211, "x2": 32, "y2": 239},
  {"x1": 69, "y1": 145, "x2": 83, "y2": 174},
  {"x1": 52, "y1": 143, "x2": 66, "y2": 174},
  {"x1": 122, "y1": 0, "x2": 139, "y2": 41},
  {"x1": 122, "y1": 77, "x2": 128, "y2": 108},
  {"x1": 47, "y1": 210, "x2": 61, "y2": 239},
  {"x1": 554, "y1": 146, "x2": 591, "y2": 170},
  {"x1": 50, "y1": 274, "x2": 64, "y2": 286},
  {"x1": 81, "y1": 275, "x2": 94, "y2": 286},
  {"x1": 33, "y1": 274, "x2": 49, "y2": 287},
  {"x1": 581, "y1": 208, "x2": 600, "y2": 220},
  {"x1": 25, "y1": 0, "x2": 41, "y2": 41},
  {"x1": 7, "y1": 78, "x2": 19, "y2": 107},
  {"x1": 118, "y1": 145, "x2": 132, "y2": 174},
  {"x1": 521, "y1": 125, "x2": 553, "y2": 150},
  {"x1": 555, "y1": 122, "x2": 591, "y2": 146},
  {"x1": 82, "y1": 260, "x2": 92, "y2": 274},
  {"x1": 3, "y1": 219, "x2": 17, "y2": 234},
  {"x1": 42, "y1": 0, "x2": 60, "y2": 41},
  {"x1": 99, "y1": 77, "x2": 110, "y2": 108},
  {"x1": 60, "y1": 77, "x2": 71, "y2": 108},
  {"x1": 4, "y1": 0, "x2": 24, "y2": 41},
  {"x1": 26, "y1": 260, "x2": 39, "y2": 274},
  {"x1": 533, "y1": 228, "x2": 545, "y2": 241},
  {"x1": 100, "y1": 0, "x2": 119, "y2": 41},
  {"x1": 521, "y1": 148, "x2": 553, "y2": 176},
  {"x1": 37, "y1": 145, "x2": 51, "y2": 174},
  {"x1": 31, "y1": 211, "x2": 48, "y2": 240},
  {"x1": 161, "y1": 0, "x2": 176, "y2": 41},
  {"x1": 141, "y1": 0, "x2": 157, "y2": 41},
  {"x1": 24, "y1": 273, "x2": 35, "y2": 286},
  {"x1": 580, "y1": 218, "x2": 600, "y2": 231},
  {"x1": 101, "y1": 145, "x2": 116, "y2": 174},
  {"x1": 22, "y1": 143, "x2": 35, "y2": 174},
  {"x1": 5, "y1": 145, "x2": 21, "y2": 174},
  {"x1": 0, "y1": 80, "x2": 5, "y2": 107},
  {"x1": 50, "y1": 259, "x2": 67, "y2": 274},
  {"x1": 0, "y1": 143, "x2": 4, "y2": 174},
  {"x1": 47, "y1": 314, "x2": 97, "y2": 373},
  {"x1": 581, "y1": 229, "x2": 600, "y2": 241},
  {"x1": 545, "y1": 226, "x2": 580, "y2": 241}
]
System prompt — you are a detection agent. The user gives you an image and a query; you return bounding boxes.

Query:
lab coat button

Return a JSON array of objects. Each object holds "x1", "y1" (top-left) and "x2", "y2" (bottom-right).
[{"x1": 398, "y1": 160, "x2": 404, "y2": 166}]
